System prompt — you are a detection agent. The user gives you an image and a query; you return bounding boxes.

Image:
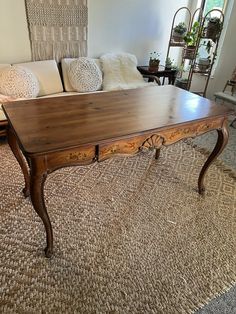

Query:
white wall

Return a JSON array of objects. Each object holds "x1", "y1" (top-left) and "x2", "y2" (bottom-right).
[
  {"x1": 0, "y1": 0, "x2": 188, "y2": 65},
  {"x1": 88, "y1": 0, "x2": 188, "y2": 65},
  {"x1": 0, "y1": 0, "x2": 31, "y2": 63}
]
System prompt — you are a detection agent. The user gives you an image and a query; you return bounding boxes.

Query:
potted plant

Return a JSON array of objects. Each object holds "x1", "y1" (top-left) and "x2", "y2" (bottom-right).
[
  {"x1": 172, "y1": 22, "x2": 187, "y2": 42},
  {"x1": 149, "y1": 51, "x2": 160, "y2": 72},
  {"x1": 165, "y1": 57, "x2": 174, "y2": 70},
  {"x1": 205, "y1": 17, "x2": 223, "y2": 42},
  {"x1": 183, "y1": 21, "x2": 200, "y2": 59}
]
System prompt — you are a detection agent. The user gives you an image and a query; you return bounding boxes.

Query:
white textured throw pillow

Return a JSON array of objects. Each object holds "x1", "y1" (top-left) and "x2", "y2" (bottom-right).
[
  {"x1": 68, "y1": 58, "x2": 102, "y2": 92},
  {"x1": 0, "y1": 66, "x2": 39, "y2": 98}
]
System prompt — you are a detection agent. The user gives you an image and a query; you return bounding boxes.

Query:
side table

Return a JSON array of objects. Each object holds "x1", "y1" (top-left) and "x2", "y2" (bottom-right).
[{"x1": 137, "y1": 65, "x2": 177, "y2": 85}]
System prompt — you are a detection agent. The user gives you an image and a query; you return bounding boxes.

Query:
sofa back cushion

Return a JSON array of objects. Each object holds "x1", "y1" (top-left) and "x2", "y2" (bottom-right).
[
  {"x1": 61, "y1": 58, "x2": 102, "y2": 92},
  {"x1": 68, "y1": 58, "x2": 102, "y2": 93},
  {"x1": 14, "y1": 60, "x2": 63, "y2": 97}
]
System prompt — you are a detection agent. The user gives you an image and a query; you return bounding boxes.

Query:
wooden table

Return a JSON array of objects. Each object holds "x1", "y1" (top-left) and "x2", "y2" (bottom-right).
[
  {"x1": 137, "y1": 65, "x2": 177, "y2": 85},
  {"x1": 3, "y1": 85, "x2": 232, "y2": 257}
]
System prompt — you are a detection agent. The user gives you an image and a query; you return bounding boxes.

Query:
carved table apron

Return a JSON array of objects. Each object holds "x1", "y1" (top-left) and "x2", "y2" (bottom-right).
[{"x1": 3, "y1": 86, "x2": 231, "y2": 257}]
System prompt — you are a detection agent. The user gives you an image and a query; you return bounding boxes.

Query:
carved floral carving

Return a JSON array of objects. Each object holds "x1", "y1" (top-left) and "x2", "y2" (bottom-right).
[
  {"x1": 140, "y1": 134, "x2": 165, "y2": 151},
  {"x1": 66, "y1": 152, "x2": 88, "y2": 162},
  {"x1": 168, "y1": 122, "x2": 216, "y2": 141}
]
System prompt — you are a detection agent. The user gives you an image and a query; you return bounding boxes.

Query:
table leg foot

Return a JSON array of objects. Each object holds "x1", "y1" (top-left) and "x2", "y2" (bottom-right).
[
  {"x1": 31, "y1": 171, "x2": 53, "y2": 257},
  {"x1": 45, "y1": 246, "x2": 53, "y2": 258},
  {"x1": 23, "y1": 187, "x2": 30, "y2": 198},
  {"x1": 7, "y1": 127, "x2": 30, "y2": 197},
  {"x1": 198, "y1": 186, "x2": 205, "y2": 195},
  {"x1": 198, "y1": 120, "x2": 229, "y2": 194}
]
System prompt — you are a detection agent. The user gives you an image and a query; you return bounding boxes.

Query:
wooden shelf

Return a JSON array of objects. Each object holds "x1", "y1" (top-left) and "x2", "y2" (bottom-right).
[
  {"x1": 193, "y1": 68, "x2": 210, "y2": 74},
  {"x1": 169, "y1": 41, "x2": 185, "y2": 47}
]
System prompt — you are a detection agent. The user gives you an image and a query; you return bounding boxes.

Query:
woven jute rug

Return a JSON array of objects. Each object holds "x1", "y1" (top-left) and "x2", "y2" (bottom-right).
[{"x1": 0, "y1": 140, "x2": 236, "y2": 313}]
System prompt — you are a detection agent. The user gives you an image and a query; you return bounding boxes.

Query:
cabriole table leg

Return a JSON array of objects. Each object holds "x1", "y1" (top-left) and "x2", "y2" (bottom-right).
[
  {"x1": 7, "y1": 127, "x2": 30, "y2": 197},
  {"x1": 198, "y1": 120, "x2": 229, "y2": 194},
  {"x1": 30, "y1": 166, "x2": 53, "y2": 258}
]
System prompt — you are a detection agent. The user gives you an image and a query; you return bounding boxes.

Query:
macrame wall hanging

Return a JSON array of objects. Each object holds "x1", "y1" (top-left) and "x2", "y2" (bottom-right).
[{"x1": 25, "y1": 0, "x2": 88, "y2": 62}]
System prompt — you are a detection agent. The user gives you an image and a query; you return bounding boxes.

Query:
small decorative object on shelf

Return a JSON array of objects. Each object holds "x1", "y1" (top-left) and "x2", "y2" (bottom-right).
[
  {"x1": 149, "y1": 51, "x2": 160, "y2": 72},
  {"x1": 172, "y1": 22, "x2": 187, "y2": 43},
  {"x1": 205, "y1": 17, "x2": 223, "y2": 42}
]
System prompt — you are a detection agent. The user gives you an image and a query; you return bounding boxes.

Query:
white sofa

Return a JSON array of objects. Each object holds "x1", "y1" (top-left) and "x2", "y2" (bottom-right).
[
  {"x1": 0, "y1": 56, "x2": 159, "y2": 136},
  {"x1": 0, "y1": 59, "x2": 103, "y2": 128}
]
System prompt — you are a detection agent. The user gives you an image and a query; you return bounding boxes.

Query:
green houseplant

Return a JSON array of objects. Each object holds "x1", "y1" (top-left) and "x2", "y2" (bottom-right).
[
  {"x1": 172, "y1": 22, "x2": 187, "y2": 42},
  {"x1": 165, "y1": 57, "x2": 174, "y2": 70},
  {"x1": 205, "y1": 17, "x2": 223, "y2": 42},
  {"x1": 184, "y1": 21, "x2": 200, "y2": 46},
  {"x1": 149, "y1": 51, "x2": 160, "y2": 72},
  {"x1": 183, "y1": 21, "x2": 200, "y2": 59}
]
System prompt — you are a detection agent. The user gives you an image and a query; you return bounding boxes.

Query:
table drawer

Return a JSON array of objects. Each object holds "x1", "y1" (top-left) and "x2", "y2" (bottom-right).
[
  {"x1": 98, "y1": 133, "x2": 166, "y2": 161},
  {"x1": 46, "y1": 145, "x2": 96, "y2": 171}
]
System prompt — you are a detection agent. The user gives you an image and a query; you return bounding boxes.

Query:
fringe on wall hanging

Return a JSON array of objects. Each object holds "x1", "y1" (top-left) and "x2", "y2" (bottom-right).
[{"x1": 25, "y1": 0, "x2": 88, "y2": 62}]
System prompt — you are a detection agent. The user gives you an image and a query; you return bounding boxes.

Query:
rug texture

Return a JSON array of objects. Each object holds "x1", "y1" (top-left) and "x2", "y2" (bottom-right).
[
  {"x1": 25, "y1": 0, "x2": 88, "y2": 62},
  {"x1": 0, "y1": 141, "x2": 236, "y2": 313}
]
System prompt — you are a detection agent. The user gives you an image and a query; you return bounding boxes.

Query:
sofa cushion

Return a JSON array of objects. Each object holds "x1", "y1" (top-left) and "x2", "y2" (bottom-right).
[
  {"x1": 61, "y1": 58, "x2": 102, "y2": 92},
  {"x1": 14, "y1": 60, "x2": 63, "y2": 97},
  {"x1": 101, "y1": 53, "x2": 150, "y2": 91},
  {"x1": 0, "y1": 66, "x2": 39, "y2": 98},
  {"x1": 68, "y1": 58, "x2": 102, "y2": 93}
]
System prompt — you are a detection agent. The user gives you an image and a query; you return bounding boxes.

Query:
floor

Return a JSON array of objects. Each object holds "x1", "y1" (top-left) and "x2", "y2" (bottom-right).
[
  {"x1": 192, "y1": 118, "x2": 236, "y2": 170},
  {"x1": 193, "y1": 114, "x2": 236, "y2": 314},
  {"x1": 0, "y1": 107, "x2": 235, "y2": 313}
]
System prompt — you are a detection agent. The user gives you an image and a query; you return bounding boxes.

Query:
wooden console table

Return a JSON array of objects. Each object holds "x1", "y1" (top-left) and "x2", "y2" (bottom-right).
[
  {"x1": 137, "y1": 65, "x2": 177, "y2": 85},
  {"x1": 3, "y1": 85, "x2": 232, "y2": 257}
]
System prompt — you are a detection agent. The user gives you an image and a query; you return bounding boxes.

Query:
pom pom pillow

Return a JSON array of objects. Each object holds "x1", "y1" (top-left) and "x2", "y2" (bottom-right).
[
  {"x1": 0, "y1": 66, "x2": 39, "y2": 98},
  {"x1": 68, "y1": 58, "x2": 102, "y2": 92}
]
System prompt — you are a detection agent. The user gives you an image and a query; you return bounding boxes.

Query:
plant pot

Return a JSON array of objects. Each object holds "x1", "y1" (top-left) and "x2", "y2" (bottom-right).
[
  {"x1": 172, "y1": 31, "x2": 185, "y2": 43},
  {"x1": 175, "y1": 78, "x2": 188, "y2": 90},
  {"x1": 165, "y1": 66, "x2": 172, "y2": 71},
  {"x1": 183, "y1": 46, "x2": 196, "y2": 60},
  {"x1": 149, "y1": 60, "x2": 160, "y2": 72},
  {"x1": 205, "y1": 22, "x2": 220, "y2": 41}
]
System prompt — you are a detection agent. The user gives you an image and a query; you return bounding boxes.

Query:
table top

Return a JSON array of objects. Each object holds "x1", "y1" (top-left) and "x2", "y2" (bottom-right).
[{"x1": 3, "y1": 85, "x2": 232, "y2": 155}]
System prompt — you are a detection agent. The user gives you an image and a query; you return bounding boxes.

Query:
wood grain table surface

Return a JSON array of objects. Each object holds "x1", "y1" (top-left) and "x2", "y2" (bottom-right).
[{"x1": 3, "y1": 85, "x2": 232, "y2": 257}]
